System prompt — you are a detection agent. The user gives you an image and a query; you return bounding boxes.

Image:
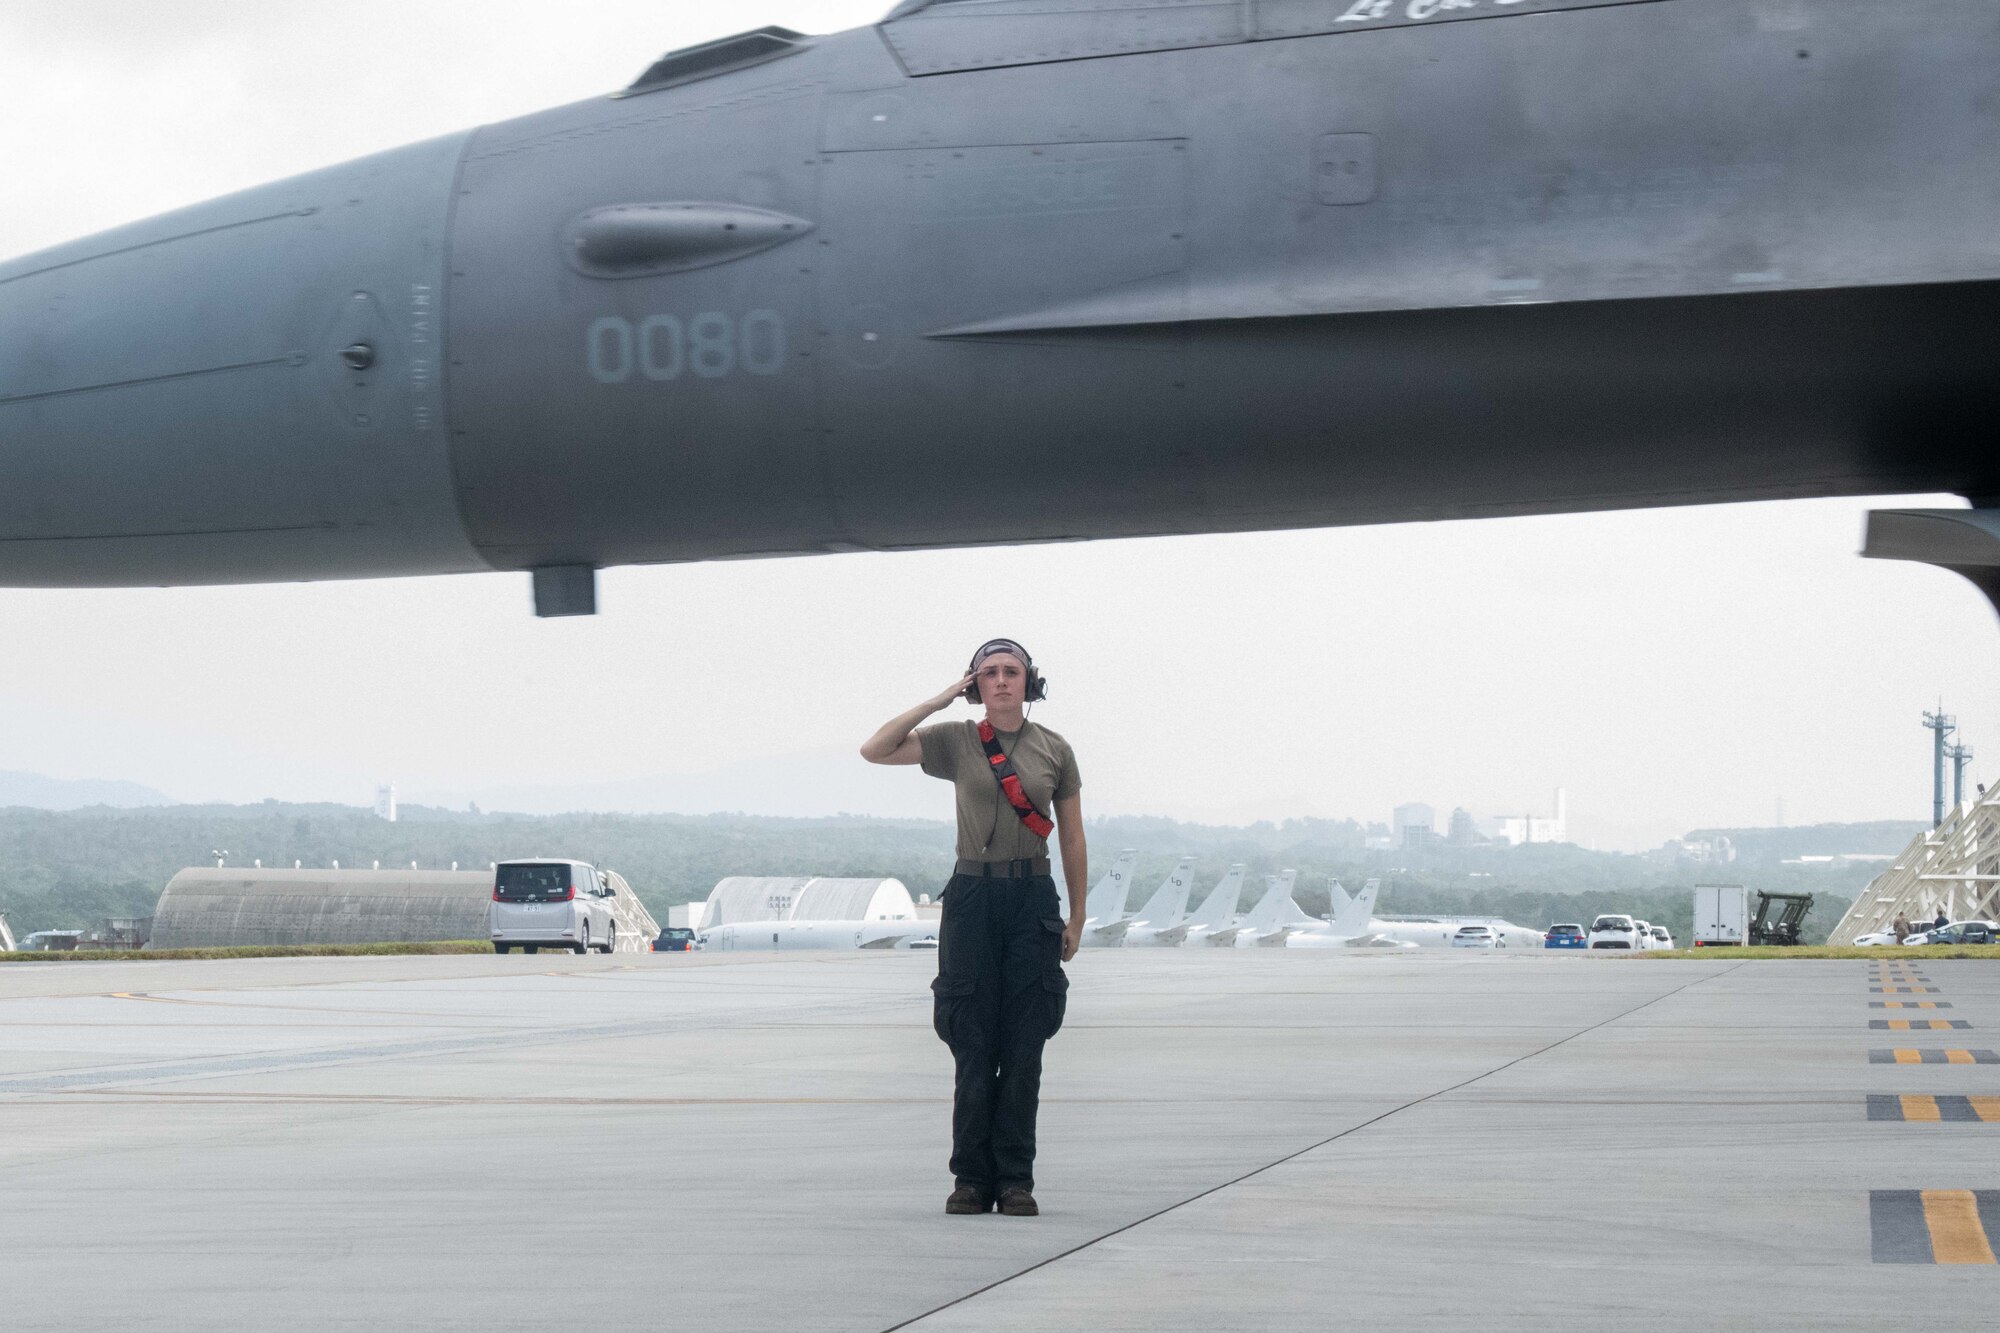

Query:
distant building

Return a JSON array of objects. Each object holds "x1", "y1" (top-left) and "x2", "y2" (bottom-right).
[
  {"x1": 374, "y1": 784, "x2": 397, "y2": 822},
  {"x1": 152, "y1": 867, "x2": 492, "y2": 948},
  {"x1": 1447, "y1": 807, "x2": 1483, "y2": 845},
  {"x1": 696, "y1": 877, "x2": 917, "y2": 931},
  {"x1": 1363, "y1": 821, "x2": 1396, "y2": 851},
  {"x1": 1496, "y1": 788, "x2": 1568, "y2": 846},
  {"x1": 1656, "y1": 835, "x2": 1736, "y2": 865},
  {"x1": 1393, "y1": 803, "x2": 1436, "y2": 849}
]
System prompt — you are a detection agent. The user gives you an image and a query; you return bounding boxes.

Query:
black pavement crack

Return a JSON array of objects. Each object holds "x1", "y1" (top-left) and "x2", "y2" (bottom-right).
[{"x1": 879, "y1": 961, "x2": 1749, "y2": 1333}]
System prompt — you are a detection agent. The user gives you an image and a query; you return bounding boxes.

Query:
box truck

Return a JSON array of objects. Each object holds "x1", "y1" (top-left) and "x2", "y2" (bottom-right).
[{"x1": 1693, "y1": 885, "x2": 1748, "y2": 947}]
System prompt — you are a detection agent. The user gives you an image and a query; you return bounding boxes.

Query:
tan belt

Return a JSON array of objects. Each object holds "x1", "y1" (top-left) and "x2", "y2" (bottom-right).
[{"x1": 956, "y1": 857, "x2": 1051, "y2": 879}]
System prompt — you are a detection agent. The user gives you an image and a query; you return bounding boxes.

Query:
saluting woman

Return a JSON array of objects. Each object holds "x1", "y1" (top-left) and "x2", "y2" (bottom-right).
[{"x1": 861, "y1": 639, "x2": 1085, "y2": 1217}]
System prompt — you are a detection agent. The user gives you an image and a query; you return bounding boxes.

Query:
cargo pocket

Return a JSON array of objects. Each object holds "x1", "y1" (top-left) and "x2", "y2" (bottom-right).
[
  {"x1": 1037, "y1": 917, "x2": 1070, "y2": 1039},
  {"x1": 931, "y1": 976, "x2": 975, "y2": 1047}
]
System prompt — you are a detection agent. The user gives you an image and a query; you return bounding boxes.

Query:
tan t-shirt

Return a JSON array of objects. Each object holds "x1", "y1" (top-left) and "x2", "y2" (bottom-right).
[{"x1": 918, "y1": 719, "x2": 1081, "y2": 861}]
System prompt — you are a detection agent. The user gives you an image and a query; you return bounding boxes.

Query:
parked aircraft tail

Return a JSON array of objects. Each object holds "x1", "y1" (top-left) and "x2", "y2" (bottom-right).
[
  {"x1": 1185, "y1": 864, "x2": 1247, "y2": 931},
  {"x1": 1131, "y1": 857, "x2": 1196, "y2": 927},
  {"x1": 1079, "y1": 849, "x2": 1138, "y2": 923},
  {"x1": 1330, "y1": 879, "x2": 1381, "y2": 936}
]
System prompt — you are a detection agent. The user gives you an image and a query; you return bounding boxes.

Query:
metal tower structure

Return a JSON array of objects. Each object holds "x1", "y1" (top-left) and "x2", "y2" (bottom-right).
[
  {"x1": 1947, "y1": 739, "x2": 1975, "y2": 812},
  {"x1": 1923, "y1": 707, "x2": 1956, "y2": 827}
]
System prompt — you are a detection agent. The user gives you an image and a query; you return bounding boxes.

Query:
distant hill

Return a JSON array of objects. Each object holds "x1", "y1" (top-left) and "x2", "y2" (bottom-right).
[
  {"x1": 436, "y1": 746, "x2": 940, "y2": 820},
  {"x1": 0, "y1": 771, "x2": 175, "y2": 811},
  {"x1": 1681, "y1": 821, "x2": 1928, "y2": 865}
]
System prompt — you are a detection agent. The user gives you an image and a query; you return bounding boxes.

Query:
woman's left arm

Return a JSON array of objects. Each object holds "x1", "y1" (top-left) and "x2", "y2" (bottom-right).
[{"x1": 1054, "y1": 793, "x2": 1086, "y2": 962}]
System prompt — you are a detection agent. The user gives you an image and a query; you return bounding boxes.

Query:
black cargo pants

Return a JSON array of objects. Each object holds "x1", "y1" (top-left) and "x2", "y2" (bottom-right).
[{"x1": 931, "y1": 873, "x2": 1069, "y2": 1193}]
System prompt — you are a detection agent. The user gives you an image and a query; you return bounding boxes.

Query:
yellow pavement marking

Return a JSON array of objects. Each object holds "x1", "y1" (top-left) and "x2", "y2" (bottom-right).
[
  {"x1": 1902, "y1": 1095, "x2": 1943, "y2": 1122},
  {"x1": 1970, "y1": 1097, "x2": 2000, "y2": 1123},
  {"x1": 1949, "y1": 1050, "x2": 1976, "y2": 1064},
  {"x1": 1896, "y1": 1049, "x2": 1923, "y2": 1064},
  {"x1": 1922, "y1": 1191, "x2": 1998, "y2": 1265}
]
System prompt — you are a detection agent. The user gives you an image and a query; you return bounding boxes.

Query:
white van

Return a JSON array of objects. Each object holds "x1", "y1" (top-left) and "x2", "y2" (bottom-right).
[{"x1": 490, "y1": 859, "x2": 617, "y2": 954}]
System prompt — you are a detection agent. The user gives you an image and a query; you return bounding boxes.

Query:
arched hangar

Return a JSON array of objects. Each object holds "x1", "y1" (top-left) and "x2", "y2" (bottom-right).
[
  {"x1": 697, "y1": 877, "x2": 916, "y2": 930},
  {"x1": 150, "y1": 868, "x2": 493, "y2": 948}
]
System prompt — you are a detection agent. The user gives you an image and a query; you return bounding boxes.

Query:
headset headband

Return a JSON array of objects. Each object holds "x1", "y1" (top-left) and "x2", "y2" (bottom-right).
[
  {"x1": 966, "y1": 638, "x2": 1047, "y2": 703},
  {"x1": 969, "y1": 638, "x2": 1033, "y2": 673}
]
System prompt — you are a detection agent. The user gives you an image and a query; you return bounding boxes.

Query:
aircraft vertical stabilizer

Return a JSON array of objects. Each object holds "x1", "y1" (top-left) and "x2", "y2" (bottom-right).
[
  {"x1": 1077, "y1": 849, "x2": 1138, "y2": 923},
  {"x1": 1330, "y1": 880, "x2": 1381, "y2": 937},
  {"x1": 1185, "y1": 864, "x2": 1246, "y2": 931},
  {"x1": 1131, "y1": 858, "x2": 1196, "y2": 927}
]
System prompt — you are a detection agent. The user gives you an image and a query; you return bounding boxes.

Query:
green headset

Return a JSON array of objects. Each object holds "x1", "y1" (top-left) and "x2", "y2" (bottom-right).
[{"x1": 964, "y1": 638, "x2": 1047, "y2": 704}]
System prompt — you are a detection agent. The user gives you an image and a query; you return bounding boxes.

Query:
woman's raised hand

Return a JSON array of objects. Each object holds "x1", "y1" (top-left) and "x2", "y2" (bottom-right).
[{"x1": 929, "y1": 674, "x2": 975, "y2": 711}]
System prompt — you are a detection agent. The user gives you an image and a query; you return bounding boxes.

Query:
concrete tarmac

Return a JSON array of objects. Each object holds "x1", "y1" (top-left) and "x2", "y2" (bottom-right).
[{"x1": 1, "y1": 950, "x2": 1995, "y2": 1330}]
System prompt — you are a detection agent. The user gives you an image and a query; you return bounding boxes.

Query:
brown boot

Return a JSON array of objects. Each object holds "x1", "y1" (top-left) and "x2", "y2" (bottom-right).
[
  {"x1": 945, "y1": 1184, "x2": 992, "y2": 1215},
  {"x1": 997, "y1": 1187, "x2": 1039, "y2": 1217}
]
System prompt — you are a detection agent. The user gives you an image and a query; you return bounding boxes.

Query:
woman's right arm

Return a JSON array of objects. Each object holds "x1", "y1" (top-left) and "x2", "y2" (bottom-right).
[{"x1": 860, "y1": 676, "x2": 974, "y2": 765}]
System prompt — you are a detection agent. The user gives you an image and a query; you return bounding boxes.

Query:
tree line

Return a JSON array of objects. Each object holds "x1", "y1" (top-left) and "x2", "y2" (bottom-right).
[{"x1": 0, "y1": 803, "x2": 1863, "y2": 942}]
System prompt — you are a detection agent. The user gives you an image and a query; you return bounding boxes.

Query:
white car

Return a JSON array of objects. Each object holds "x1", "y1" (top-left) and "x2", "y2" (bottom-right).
[
  {"x1": 1588, "y1": 914, "x2": 1640, "y2": 950},
  {"x1": 1647, "y1": 925, "x2": 1674, "y2": 950},
  {"x1": 1450, "y1": 925, "x2": 1501, "y2": 949},
  {"x1": 1853, "y1": 930, "x2": 1900, "y2": 947},
  {"x1": 1903, "y1": 919, "x2": 2000, "y2": 946},
  {"x1": 490, "y1": 858, "x2": 618, "y2": 954},
  {"x1": 1632, "y1": 919, "x2": 1655, "y2": 950}
]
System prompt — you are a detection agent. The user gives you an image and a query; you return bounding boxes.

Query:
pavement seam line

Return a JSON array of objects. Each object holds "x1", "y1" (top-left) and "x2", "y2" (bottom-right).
[{"x1": 878, "y1": 961, "x2": 1747, "y2": 1333}]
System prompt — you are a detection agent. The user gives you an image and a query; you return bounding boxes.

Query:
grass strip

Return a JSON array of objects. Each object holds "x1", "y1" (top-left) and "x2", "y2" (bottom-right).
[{"x1": 0, "y1": 941, "x2": 492, "y2": 963}]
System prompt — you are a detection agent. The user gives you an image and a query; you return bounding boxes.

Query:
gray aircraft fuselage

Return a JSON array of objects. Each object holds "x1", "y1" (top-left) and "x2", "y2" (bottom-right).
[{"x1": 2, "y1": 0, "x2": 1996, "y2": 600}]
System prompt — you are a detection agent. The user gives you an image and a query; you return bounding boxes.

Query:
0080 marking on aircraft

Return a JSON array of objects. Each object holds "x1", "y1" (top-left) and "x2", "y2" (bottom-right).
[{"x1": 586, "y1": 311, "x2": 786, "y2": 385}]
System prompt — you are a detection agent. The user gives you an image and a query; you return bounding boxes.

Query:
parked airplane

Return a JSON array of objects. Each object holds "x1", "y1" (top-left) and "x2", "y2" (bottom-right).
[
  {"x1": 1174, "y1": 865, "x2": 1249, "y2": 948},
  {"x1": 1204, "y1": 870, "x2": 1312, "y2": 948},
  {"x1": 698, "y1": 919, "x2": 937, "y2": 951},
  {"x1": 1117, "y1": 859, "x2": 1201, "y2": 949},
  {"x1": 1285, "y1": 882, "x2": 1411, "y2": 949},
  {"x1": 1315, "y1": 880, "x2": 1542, "y2": 948},
  {"x1": 1071, "y1": 849, "x2": 1140, "y2": 949}
]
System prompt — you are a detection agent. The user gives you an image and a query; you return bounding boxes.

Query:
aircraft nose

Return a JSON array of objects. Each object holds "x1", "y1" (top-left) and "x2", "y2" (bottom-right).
[{"x1": 0, "y1": 133, "x2": 484, "y2": 587}]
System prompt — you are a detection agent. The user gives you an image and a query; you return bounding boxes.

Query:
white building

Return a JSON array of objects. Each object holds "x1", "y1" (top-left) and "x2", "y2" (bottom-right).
[
  {"x1": 696, "y1": 877, "x2": 917, "y2": 930},
  {"x1": 1392, "y1": 803, "x2": 1436, "y2": 847},
  {"x1": 1496, "y1": 788, "x2": 1568, "y2": 846},
  {"x1": 374, "y1": 785, "x2": 397, "y2": 822}
]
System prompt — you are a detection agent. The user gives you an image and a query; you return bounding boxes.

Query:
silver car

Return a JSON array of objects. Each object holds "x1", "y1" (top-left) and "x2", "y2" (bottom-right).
[{"x1": 490, "y1": 859, "x2": 617, "y2": 954}]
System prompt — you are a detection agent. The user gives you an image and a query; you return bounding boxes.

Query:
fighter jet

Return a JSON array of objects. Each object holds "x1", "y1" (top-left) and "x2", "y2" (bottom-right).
[
  {"x1": 1285, "y1": 882, "x2": 1419, "y2": 949},
  {"x1": 1175, "y1": 864, "x2": 1250, "y2": 948},
  {"x1": 3, "y1": 1, "x2": 1998, "y2": 622},
  {"x1": 1070, "y1": 848, "x2": 1140, "y2": 949},
  {"x1": 1112, "y1": 858, "x2": 1200, "y2": 949}
]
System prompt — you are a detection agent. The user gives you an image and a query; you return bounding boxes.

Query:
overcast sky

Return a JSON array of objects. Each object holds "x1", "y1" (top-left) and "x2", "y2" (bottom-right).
[{"x1": 1, "y1": 1, "x2": 1994, "y2": 850}]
